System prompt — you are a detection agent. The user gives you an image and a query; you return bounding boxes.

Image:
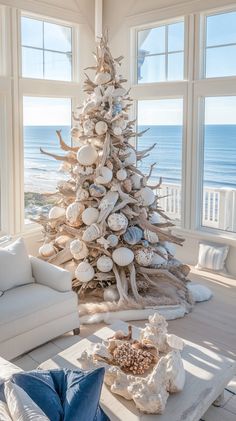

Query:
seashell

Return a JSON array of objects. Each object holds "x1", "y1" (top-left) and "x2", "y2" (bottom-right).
[
  {"x1": 123, "y1": 178, "x2": 132, "y2": 193},
  {"x1": 73, "y1": 164, "x2": 85, "y2": 175},
  {"x1": 116, "y1": 168, "x2": 127, "y2": 181},
  {"x1": 82, "y1": 207, "x2": 99, "y2": 225},
  {"x1": 95, "y1": 121, "x2": 108, "y2": 135},
  {"x1": 39, "y1": 243, "x2": 56, "y2": 258},
  {"x1": 149, "y1": 212, "x2": 161, "y2": 224},
  {"x1": 131, "y1": 174, "x2": 142, "y2": 190},
  {"x1": 107, "y1": 213, "x2": 128, "y2": 231},
  {"x1": 66, "y1": 202, "x2": 85, "y2": 227},
  {"x1": 63, "y1": 260, "x2": 77, "y2": 278},
  {"x1": 49, "y1": 206, "x2": 65, "y2": 220},
  {"x1": 70, "y1": 239, "x2": 88, "y2": 259},
  {"x1": 120, "y1": 147, "x2": 136, "y2": 166},
  {"x1": 106, "y1": 160, "x2": 113, "y2": 170},
  {"x1": 59, "y1": 161, "x2": 71, "y2": 172},
  {"x1": 83, "y1": 119, "x2": 95, "y2": 136},
  {"x1": 144, "y1": 229, "x2": 159, "y2": 244},
  {"x1": 113, "y1": 127, "x2": 122, "y2": 136},
  {"x1": 89, "y1": 184, "x2": 106, "y2": 197},
  {"x1": 135, "y1": 248, "x2": 154, "y2": 267},
  {"x1": 142, "y1": 240, "x2": 149, "y2": 247},
  {"x1": 107, "y1": 234, "x2": 119, "y2": 247},
  {"x1": 82, "y1": 100, "x2": 97, "y2": 114},
  {"x1": 161, "y1": 241, "x2": 176, "y2": 256},
  {"x1": 76, "y1": 188, "x2": 89, "y2": 201},
  {"x1": 123, "y1": 226, "x2": 143, "y2": 245},
  {"x1": 71, "y1": 126, "x2": 81, "y2": 139},
  {"x1": 95, "y1": 166, "x2": 113, "y2": 185},
  {"x1": 155, "y1": 245, "x2": 168, "y2": 260},
  {"x1": 151, "y1": 253, "x2": 166, "y2": 266},
  {"x1": 94, "y1": 72, "x2": 111, "y2": 85},
  {"x1": 82, "y1": 223, "x2": 102, "y2": 242},
  {"x1": 75, "y1": 261, "x2": 94, "y2": 282},
  {"x1": 112, "y1": 247, "x2": 134, "y2": 266},
  {"x1": 103, "y1": 285, "x2": 119, "y2": 302},
  {"x1": 54, "y1": 235, "x2": 71, "y2": 249},
  {"x1": 135, "y1": 187, "x2": 155, "y2": 206},
  {"x1": 77, "y1": 145, "x2": 98, "y2": 166},
  {"x1": 112, "y1": 87, "x2": 126, "y2": 97},
  {"x1": 97, "y1": 255, "x2": 113, "y2": 272}
]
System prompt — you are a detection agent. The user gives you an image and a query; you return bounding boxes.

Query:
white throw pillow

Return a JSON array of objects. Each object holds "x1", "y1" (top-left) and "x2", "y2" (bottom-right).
[
  {"x1": 0, "y1": 400, "x2": 12, "y2": 421},
  {"x1": 4, "y1": 380, "x2": 49, "y2": 421},
  {"x1": 0, "y1": 238, "x2": 34, "y2": 292},
  {"x1": 196, "y1": 242, "x2": 229, "y2": 272}
]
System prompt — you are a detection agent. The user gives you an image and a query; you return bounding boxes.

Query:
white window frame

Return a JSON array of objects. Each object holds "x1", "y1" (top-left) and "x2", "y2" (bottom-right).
[{"x1": 131, "y1": 4, "x2": 236, "y2": 241}]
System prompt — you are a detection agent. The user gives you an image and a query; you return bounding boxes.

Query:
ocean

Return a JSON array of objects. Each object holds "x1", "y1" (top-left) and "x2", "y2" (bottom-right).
[{"x1": 24, "y1": 124, "x2": 236, "y2": 195}]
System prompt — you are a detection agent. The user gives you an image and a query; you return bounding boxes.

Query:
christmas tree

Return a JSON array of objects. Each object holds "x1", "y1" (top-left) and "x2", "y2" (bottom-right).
[{"x1": 36, "y1": 35, "x2": 193, "y2": 319}]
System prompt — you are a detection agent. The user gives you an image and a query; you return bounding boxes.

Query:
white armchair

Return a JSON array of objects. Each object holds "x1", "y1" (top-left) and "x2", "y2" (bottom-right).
[{"x1": 0, "y1": 239, "x2": 80, "y2": 360}]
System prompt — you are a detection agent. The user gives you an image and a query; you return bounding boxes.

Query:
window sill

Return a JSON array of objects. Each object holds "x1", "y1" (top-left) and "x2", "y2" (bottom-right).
[{"x1": 173, "y1": 226, "x2": 236, "y2": 247}]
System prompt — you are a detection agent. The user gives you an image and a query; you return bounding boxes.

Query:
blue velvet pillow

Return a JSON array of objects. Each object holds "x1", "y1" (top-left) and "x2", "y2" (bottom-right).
[{"x1": 12, "y1": 367, "x2": 109, "y2": 421}]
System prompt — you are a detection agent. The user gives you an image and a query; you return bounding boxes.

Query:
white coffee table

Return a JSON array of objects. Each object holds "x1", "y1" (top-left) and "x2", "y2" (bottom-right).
[{"x1": 39, "y1": 321, "x2": 235, "y2": 421}]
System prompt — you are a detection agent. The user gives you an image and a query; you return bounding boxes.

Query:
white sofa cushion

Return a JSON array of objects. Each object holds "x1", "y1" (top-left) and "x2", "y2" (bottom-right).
[
  {"x1": 0, "y1": 284, "x2": 78, "y2": 343},
  {"x1": 4, "y1": 380, "x2": 49, "y2": 421},
  {"x1": 0, "y1": 238, "x2": 34, "y2": 292}
]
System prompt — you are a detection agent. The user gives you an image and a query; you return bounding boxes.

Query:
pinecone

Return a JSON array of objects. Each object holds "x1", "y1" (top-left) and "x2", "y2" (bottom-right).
[{"x1": 112, "y1": 342, "x2": 154, "y2": 375}]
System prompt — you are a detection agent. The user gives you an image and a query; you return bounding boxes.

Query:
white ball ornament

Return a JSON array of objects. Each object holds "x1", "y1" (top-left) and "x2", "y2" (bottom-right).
[
  {"x1": 95, "y1": 167, "x2": 113, "y2": 185},
  {"x1": 66, "y1": 202, "x2": 85, "y2": 226},
  {"x1": 95, "y1": 121, "x2": 108, "y2": 135},
  {"x1": 107, "y1": 234, "x2": 119, "y2": 247},
  {"x1": 112, "y1": 247, "x2": 134, "y2": 266},
  {"x1": 120, "y1": 147, "x2": 136, "y2": 167},
  {"x1": 75, "y1": 262, "x2": 95, "y2": 283},
  {"x1": 49, "y1": 206, "x2": 65, "y2": 219},
  {"x1": 97, "y1": 256, "x2": 113, "y2": 272},
  {"x1": 136, "y1": 187, "x2": 155, "y2": 206},
  {"x1": 82, "y1": 207, "x2": 99, "y2": 225},
  {"x1": 77, "y1": 145, "x2": 98, "y2": 166},
  {"x1": 116, "y1": 168, "x2": 127, "y2": 181}
]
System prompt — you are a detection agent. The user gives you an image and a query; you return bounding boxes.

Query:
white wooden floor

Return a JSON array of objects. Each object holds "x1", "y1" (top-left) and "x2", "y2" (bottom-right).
[{"x1": 12, "y1": 266, "x2": 236, "y2": 421}]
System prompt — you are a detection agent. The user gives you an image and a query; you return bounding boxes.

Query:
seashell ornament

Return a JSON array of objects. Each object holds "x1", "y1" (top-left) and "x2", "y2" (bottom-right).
[
  {"x1": 120, "y1": 147, "x2": 136, "y2": 166},
  {"x1": 76, "y1": 188, "x2": 89, "y2": 201},
  {"x1": 113, "y1": 126, "x2": 122, "y2": 136},
  {"x1": 103, "y1": 285, "x2": 119, "y2": 302},
  {"x1": 144, "y1": 229, "x2": 159, "y2": 244},
  {"x1": 97, "y1": 255, "x2": 113, "y2": 272},
  {"x1": 89, "y1": 184, "x2": 106, "y2": 197},
  {"x1": 49, "y1": 206, "x2": 65, "y2": 220},
  {"x1": 108, "y1": 213, "x2": 128, "y2": 231},
  {"x1": 66, "y1": 202, "x2": 85, "y2": 227},
  {"x1": 83, "y1": 119, "x2": 95, "y2": 136},
  {"x1": 94, "y1": 72, "x2": 111, "y2": 85},
  {"x1": 82, "y1": 223, "x2": 102, "y2": 242},
  {"x1": 116, "y1": 168, "x2": 127, "y2": 181},
  {"x1": 75, "y1": 261, "x2": 95, "y2": 282},
  {"x1": 95, "y1": 121, "x2": 108, "y2": 135},
  {"x1": 112, "y1": 247, "x2": 134, "y2": 266},
  {"x1": 155, "y1": 245, "x2": 168, "y2": 260},
  {"x1": 123, "y1": 179, "x2": 132, "y2": 193},
  {"x1": 82, "y1": 207, "x2": 99, "y2": 225},
  {"x1": 39, "y1": 243, "x2": 56, "y2": 258},
  {"x1": 149, "y1": 212, "x2": 161, "y2": 224},
  {"x1": 107, "y1": 234, "x2": 119, "y2": 248},
  {"x1": 77, "y1": 144, "x2": 98, "y2": 166},
  {"x1": 70, "y1": 239, "x2": 88, "y2": 260},
  {"x1": 135, "y1": 248, "x2": 154, "y2": 267},
  {"x1": 54, "y1": 235, "x2": 71, "y2": 249},
  {"x1": 95, "y1": 166, "x2": 113, "y2": 185},
  {"x1": 131, "y1": 174, "x2": 142, "y2": 190},
  {"x1": 136, "y1": 187, "x2": 155, "y2": 206},
  {"x1": 123, "y1": 226, "x2": 143, "y2": 245},
  {"x1": 161, "y1": 241, "x2": 176, "y2": 256},
  {"x1": 151, "y1": 253, "x2": 166, "y2": 266}
]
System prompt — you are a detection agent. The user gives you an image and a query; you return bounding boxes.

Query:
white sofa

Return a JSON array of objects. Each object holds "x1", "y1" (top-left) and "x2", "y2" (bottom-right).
[{"x1": 0, "y1": 241, "x2": 80, "y2": 360}]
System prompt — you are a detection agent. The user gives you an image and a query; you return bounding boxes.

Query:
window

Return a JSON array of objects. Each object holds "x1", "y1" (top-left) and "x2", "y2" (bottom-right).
[
  {"x1": 137, "y1": 20, "x2": 184, "y2": 83},
  {"x1": 21, "y1": 17, "x2": 72, "y2": 81},
  {"x1": 205, "y1": 11, "x2": 236, "y2": 78},
  {"x1": 23, "y1": 97, "x2": 71, "y2": 221},
  {"x1": 137, "y1": 99, "x2": 183, "y2": 222},
  {"x1": 201, "y1": 96, "x2": 236, "y2": 232}
]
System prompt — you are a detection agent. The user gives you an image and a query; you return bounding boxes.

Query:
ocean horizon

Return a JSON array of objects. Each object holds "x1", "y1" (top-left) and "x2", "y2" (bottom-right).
[{"x1": 24, "y1": 124, "x2": 236, "y2": 195}]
